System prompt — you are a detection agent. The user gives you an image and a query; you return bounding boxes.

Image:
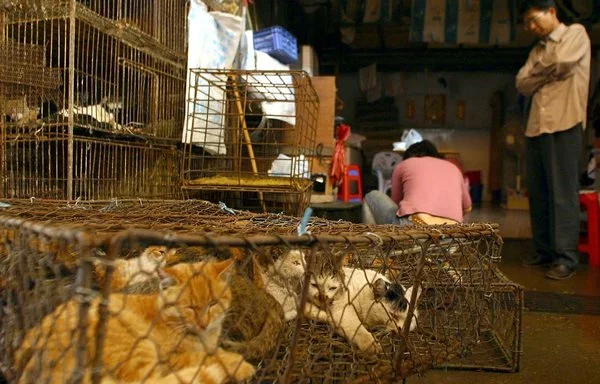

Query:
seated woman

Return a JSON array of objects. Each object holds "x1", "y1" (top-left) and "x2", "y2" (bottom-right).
[{"x1": 362, "y1": 140, "x2": 472, "y2": 225}]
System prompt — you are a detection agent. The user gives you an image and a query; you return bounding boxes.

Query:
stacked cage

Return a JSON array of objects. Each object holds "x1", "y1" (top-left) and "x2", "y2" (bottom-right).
[
  {"x1": 0, "y1": 0, "x2": 187, "y2": 200},
  {"x1": 181, "y1": 69, "x2": 319, "y2": 216},
  {"x1": 0, "y1": 199, "x2": 522, "y2": 383}
]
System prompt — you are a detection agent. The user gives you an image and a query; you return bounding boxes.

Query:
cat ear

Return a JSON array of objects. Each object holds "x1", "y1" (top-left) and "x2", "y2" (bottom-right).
[
  {"x1": 229, "y1": 247, "x2": 245, "y2": 262},
  {"x1": 373, "y1": 278, "x2": 388, "y2": 298},
  {"x1": 405, "y1": 285, "x2": 423, "y2": 302},
  {"x1": 213, "y1": 258, "x2": 235, "y2": 279}
]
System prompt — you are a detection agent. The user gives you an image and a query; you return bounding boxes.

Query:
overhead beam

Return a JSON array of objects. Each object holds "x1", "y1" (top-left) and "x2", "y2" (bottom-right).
[{"x1": 319, "y1": 47, "x2": 537, "y2": 73}]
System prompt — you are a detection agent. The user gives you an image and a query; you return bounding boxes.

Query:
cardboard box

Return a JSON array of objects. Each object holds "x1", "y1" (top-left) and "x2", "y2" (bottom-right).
[{"x1": 311, "y1": 76, "x2": 337, "y2": 150}]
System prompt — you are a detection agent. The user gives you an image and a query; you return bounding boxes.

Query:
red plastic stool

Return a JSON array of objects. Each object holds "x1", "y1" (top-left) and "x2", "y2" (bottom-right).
[
  {"x1": 338, "y1": 164, "x2": 363, "y2": 203},
  {"x1": 578, "y1": 191, "x2": 600, "y2": 267}
]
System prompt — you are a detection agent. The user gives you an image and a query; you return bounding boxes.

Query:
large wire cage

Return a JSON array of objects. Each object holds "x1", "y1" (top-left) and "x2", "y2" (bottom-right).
[
  {"x1": 0, "y1": 199, "x2": 522, "y2": 384},
  {"x1": 0, "y1": 1, "x2": 187, "y2": 200},
  {"x1": 181, "y1": 69, "x2": 319, "y2": 215},
  {"x1": 1, "y1": 125, "x2": 182, "y2": 200}
]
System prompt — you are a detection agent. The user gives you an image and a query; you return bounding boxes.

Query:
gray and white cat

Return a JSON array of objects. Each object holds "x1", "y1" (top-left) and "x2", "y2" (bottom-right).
[
  {"x1": 304, "y1": 265, "x2": 422, "y2": 353},
  {"x1": 259, "y1": 249, "x2": 306, "y2": 321}
]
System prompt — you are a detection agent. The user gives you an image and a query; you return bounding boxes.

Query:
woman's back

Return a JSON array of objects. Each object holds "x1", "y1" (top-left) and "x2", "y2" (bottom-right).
[{"x1": 391, "y1": 157, "x2": 471, "y2": 223}]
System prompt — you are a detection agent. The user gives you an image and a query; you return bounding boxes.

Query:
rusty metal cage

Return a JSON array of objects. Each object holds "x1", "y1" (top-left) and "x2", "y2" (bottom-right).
[
  {"x1": 0, "y1": 0, "x2": 187, "y2": 200},
  {"x1": 181, "y1": 69, "x2": 319, "y2": 215},
  {"x1": 0, "y1": 1, "x2": 187, "y2": 137},
  {"x1": 0, "y1": 200, "x2": 522, "y2": 383},
  {"x1": 0, "y1": 125, "x2": 182, "y2": 200}
]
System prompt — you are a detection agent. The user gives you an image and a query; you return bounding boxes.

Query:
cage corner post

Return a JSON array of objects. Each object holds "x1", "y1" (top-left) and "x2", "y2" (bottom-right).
[
  {"x1": 0, "y1": 11, "x2": 5, "y2": 199},
  {"x1": 66, "y1": 0, "x2": 76, "y2": 202}
]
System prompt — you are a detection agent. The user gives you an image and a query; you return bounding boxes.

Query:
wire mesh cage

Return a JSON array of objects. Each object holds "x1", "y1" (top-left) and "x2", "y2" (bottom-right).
[
  {"x1": 0, "y1": 125, "x2": 182, "y2": 200},
  {"x1": 0, "y1": 1, "x2": 187, "y2": 139},
  {"x1": 181, "y1": 69, "x2": 319, "y2": 215},
  {"x1": 0, "y1": 199, "x2": 522, "y2": 383},
  {"x1": 0, "y1": 0, "x2": 187, "y2": 200}
]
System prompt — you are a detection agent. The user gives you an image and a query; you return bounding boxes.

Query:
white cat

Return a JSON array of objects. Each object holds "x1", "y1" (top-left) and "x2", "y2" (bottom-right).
[
  {"x1": 93, "y1": 246, "x2": 176, "y2": 291},
  {"x1": 304, "y1": 267, "x2": 422, "y2": 353},
  {"x1": 260, "y1": 249, "x2": 306, "y2": 321},
  {"x1": 58, "y1": 102, "x2": 123, "y2": 131}
]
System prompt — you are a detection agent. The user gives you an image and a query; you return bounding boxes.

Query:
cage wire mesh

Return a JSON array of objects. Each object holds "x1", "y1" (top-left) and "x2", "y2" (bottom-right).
[
  {"x1": 0, "y1": 199, "x2": 522, "y2": 383},
  {"x1": 0, "y1": 0, "x2": 187, "y2": 200},
  {"x1": 181, "y1": 69, "x2": 319, "y2": 216},
  {"x1": 1, "y1": 126, "x2": 182, "y2": 200}
]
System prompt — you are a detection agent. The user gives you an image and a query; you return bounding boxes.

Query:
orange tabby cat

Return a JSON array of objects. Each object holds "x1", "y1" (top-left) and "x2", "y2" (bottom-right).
[{"x1": 14, "y1": 259, "x2": 256, "y2": 383}]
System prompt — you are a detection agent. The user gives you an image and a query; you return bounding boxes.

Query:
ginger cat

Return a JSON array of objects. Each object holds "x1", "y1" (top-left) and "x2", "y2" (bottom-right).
[
  {"x1": 14, "y1": 259, "x2": 255, "y2": 383},
  {"x1": 121, "y1": 247, "x2": 286, "y2": 362}
]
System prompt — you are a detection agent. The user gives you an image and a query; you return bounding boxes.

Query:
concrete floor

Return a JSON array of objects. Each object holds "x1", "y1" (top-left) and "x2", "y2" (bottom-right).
[{"x1": 409, "y1": 204, "x2": 600, "y2": 384}]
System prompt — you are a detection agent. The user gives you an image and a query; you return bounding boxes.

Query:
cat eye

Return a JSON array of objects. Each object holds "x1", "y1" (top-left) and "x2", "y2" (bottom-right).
[
  {"x1": 310, "y1": 283, "x2": 318, "y2": 288},
  {"x1": 292, "y1": 261, "x2": 300, "y2": 265},
  {"x1": 328, "y1": 287, "x2": 337, "y2": 291}
]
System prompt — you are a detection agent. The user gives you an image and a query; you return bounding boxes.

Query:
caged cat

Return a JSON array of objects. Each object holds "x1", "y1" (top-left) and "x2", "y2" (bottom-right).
[
  {"x1": 14, "y1": 259, "x2": 256, "y2": 384},
  {"x1": 258, "y1": 249, "x2": 306, "y2": 321},
  {"x1": 304, "y1": 252, "x2": 423, "y2": 353},
  {"x1": 93, "y1": 246, "x2": 179, "y2": 292},
  {"x1": 119, "y1": 246, "x2": 286, "y2": 362}
]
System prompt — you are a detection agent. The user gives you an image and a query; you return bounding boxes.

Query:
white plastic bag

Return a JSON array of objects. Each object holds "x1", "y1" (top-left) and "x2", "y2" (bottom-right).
[
  {"x1": 268, "y1": 154, "x2": 310, "y2": 179},
  {"x1": 401, "y1": 129, "x2": 423, "y2": 147},
  {"x1": 182, "y1": 1, "x2": 244, "y2": 155}
]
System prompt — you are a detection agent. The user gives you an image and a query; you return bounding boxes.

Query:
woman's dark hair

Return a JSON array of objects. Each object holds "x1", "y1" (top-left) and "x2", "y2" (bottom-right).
[
  {"x1": 519, "y1": 0, "x2": 555, "y2": 15},
  {"x1": 403, "y1": 140, "x2": 444, "y2": 160}
]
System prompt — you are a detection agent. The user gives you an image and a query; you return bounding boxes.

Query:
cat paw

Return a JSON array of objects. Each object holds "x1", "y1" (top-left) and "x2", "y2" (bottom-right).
[
  {"x1": 353, "y1": 335, "x2": 382, "y2": 354},
  {"x1": 284, "y1": 309, "x2": 298, "y2": 321},
  {"x1": 369, "y1": 341, "x2": 384, "y2": 354},
  {"x1": 231, "y1": 360, "x2": 256, "y2": 382}
]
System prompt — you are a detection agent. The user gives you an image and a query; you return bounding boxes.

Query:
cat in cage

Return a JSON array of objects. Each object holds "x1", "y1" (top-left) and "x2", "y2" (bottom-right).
[
  {"x1": 14, "y1": 258, "x2": 256, "y2": 383},
  {"x1": 106, "y1": 246, "x2": 288, "y2": 362},
  {"x1": 302, "y1": 250, "x2": 423, "y2": 353},
  {"x1": 257, "y1": 248, "x2": 307, "y2": 321}
]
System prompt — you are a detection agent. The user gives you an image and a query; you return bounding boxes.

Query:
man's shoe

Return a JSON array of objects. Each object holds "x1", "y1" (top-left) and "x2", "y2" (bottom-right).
[
  {"x1": 522, "y1": 255, "x2": 552, "y2": 267},
  {"x1": 545, "y1": 264, "x2": 575, "y2": 280}
]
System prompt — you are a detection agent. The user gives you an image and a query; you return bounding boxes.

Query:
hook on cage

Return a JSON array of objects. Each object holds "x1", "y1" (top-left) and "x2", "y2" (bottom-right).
[
  {"x1": 365, "y1": 232, "x2": 384, "y2": 247},
  {"x1": 219, "y1": 201, "x2": 236, "y2": 215}
]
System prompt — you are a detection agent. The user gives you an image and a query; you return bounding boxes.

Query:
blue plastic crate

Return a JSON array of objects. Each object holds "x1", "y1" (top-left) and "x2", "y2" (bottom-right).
[{"x1": 253, "y1": 26, "x2": 298, "y2": 65}]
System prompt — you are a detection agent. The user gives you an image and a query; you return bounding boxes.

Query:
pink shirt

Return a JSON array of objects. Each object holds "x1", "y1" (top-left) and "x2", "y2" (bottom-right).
[{"x1": 391, "y1": 157, "x2": 472, "y2": 223}]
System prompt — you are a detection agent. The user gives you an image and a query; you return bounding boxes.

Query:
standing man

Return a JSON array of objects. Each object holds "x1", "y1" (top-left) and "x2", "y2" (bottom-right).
[{"x1": 516, "y1": 0, "x2": 591, "y2": 280}]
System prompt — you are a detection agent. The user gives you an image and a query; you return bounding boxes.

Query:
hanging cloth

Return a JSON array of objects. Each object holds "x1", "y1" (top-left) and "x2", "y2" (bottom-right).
[{"x1": 330, "y1": 122, "x2": 351, "y2": 186}]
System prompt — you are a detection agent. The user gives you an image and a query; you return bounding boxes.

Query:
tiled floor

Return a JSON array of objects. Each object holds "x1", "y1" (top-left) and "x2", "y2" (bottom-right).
[{"x1": 465, "y1": 203, "x2": 532, "y2": 239}]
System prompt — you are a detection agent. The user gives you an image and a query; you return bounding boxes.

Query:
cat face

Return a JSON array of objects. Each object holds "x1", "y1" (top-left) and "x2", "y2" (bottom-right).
[
  {"x1": 137, "y1": 246, "x2": 175, "y2": 273},
  {"x1": 158, "y1": 259, "x2": 234, "y2": 346},
  {"x1": 308, "y1": 274, "x2": 343, "y2": 307},
  {"x1": 373, "y1": 279, "x2": 422, "y2": 332},
  {"x1": 272, "y1": 249, "x2": 305, "y2": 279}
]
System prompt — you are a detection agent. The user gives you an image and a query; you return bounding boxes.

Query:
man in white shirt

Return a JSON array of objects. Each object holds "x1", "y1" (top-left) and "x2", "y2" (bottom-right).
[{"x1": 516, "y1": 0, "x2": 591, "y2": 280}]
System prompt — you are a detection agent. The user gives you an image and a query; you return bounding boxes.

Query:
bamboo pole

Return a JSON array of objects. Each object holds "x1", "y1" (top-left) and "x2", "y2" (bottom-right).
[{"x1": 230, "y1": 76, "x2": 266, "y2": 212}]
